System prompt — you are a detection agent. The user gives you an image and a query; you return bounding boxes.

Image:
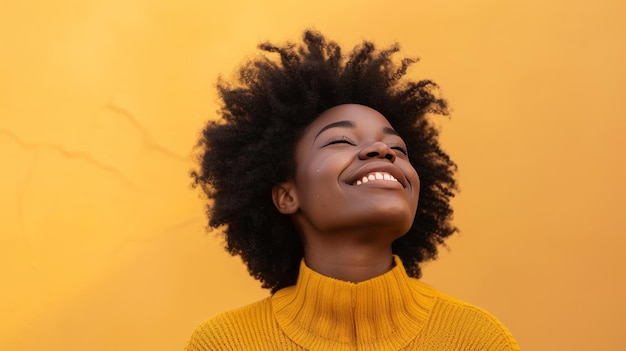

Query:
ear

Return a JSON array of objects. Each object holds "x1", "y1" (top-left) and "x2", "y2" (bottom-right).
[{"x1": 272, "y1": 181, "x2": 299, "y2": 214}]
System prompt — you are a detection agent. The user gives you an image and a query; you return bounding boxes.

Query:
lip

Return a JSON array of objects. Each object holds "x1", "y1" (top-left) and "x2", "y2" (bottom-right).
[{"x1": 346, "y1": 163, "x2": 408, "y2": 188}]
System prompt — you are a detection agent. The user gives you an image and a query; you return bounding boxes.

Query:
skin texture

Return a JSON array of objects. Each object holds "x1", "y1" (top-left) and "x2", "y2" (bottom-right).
[{"x1": 272, "y1": 104, "x2": 420, "y2": 282}]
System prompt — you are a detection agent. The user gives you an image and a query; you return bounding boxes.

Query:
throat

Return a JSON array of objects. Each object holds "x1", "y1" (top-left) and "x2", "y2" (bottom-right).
[{"x1": 304, "y1": 246, "x2": 394, "y2": 283}]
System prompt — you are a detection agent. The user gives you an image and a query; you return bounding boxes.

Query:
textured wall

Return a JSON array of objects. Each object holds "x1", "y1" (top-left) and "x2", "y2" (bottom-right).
[{"x1": 1, "y1": 1, "x2": 625, "y2": 350}]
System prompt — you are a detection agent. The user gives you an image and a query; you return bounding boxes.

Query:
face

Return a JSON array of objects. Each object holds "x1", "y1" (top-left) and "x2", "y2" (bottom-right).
[{"x1": 275, "y1": 104, "x2": 420, "y2": 241}]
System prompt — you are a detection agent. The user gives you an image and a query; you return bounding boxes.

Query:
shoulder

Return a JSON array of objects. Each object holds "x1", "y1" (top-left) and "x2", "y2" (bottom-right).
[
  {"x1": 184, "y1": 298, "x2": 276, "y2": 351},
  {"x1": 411, "y1": 280, "x2": 520, "y2": 351}
]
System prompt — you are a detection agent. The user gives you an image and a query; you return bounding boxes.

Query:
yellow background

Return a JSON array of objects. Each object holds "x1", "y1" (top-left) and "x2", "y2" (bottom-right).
[{"x1": 1, "y1": 1, "x2": 625, "y2": 350}]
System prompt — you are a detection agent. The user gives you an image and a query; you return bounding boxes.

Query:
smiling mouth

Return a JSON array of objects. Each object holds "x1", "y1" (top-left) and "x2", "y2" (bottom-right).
[{"x1": 353, "y1": 172, "x2": 399, "y2": 186}]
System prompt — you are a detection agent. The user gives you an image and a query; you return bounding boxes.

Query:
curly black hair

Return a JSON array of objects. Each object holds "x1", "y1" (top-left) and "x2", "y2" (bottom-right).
[{"x1": 192, "y1": 30, "x2": 458, "y2": 293}]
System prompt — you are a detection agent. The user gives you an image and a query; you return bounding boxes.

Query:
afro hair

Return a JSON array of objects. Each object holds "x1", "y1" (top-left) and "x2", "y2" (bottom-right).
[{"x1": 192, "y1": 30, "x2": 458, "y2": 293}]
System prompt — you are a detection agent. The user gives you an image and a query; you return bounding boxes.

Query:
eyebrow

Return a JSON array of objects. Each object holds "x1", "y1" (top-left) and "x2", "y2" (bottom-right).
[
  {"x1": 383, "y1": 127, "x2": 399, "y2": 136},
  {"x1": 314, "y1": 120, "x2": 399, "y2": 140},
  {"x1": 314, "y1": 120, "x2": 355, "y2": 139}
]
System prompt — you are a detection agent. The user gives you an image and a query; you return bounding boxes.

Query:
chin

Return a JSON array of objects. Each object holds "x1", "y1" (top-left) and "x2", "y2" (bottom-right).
[{"x1": 359, "y1": 205, "x2": 414, "y2": 230}]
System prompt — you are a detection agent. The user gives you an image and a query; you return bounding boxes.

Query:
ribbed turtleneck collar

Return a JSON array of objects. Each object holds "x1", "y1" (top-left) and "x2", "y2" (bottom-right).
[{"x1": 271, "y1": 256, "x2": 437, "y2": 351}]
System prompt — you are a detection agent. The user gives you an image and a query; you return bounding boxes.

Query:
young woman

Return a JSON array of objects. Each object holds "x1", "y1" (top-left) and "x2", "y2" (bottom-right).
[{"x1": 186, "y1": 30, "x2": 519, "y2": 350}]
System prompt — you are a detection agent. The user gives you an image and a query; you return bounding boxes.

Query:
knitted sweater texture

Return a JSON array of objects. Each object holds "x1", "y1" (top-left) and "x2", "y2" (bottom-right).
[{"x1": 185, "y1": 257, "x2": 519, "y2": 350}]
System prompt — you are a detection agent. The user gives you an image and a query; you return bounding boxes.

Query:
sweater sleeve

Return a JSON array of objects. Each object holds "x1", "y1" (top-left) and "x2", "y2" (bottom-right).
[
  {"x1": 183, "y1": 298, "x2": 279, "y2": 351},
  {"x1": 183, "y1": 318, "x2": 223, "y2": 351},
  {"x1": 456, "y1": 306, "x2": 520, "y2": 351},
  {"x1": 421, "y1": 296, "x2": 520, "y2": 351}
]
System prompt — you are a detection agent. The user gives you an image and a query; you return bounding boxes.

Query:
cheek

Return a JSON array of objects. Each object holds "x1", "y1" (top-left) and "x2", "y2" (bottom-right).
[
  {"x1": 411, "y1": 169, "x2": 420, "y2": 190},
  {"x1": 412, "y1": 174, "x2": 421, "y2": 210},
  {"x1": 402, "y1": 164, "x2": 420, "y2": 205},
  {"x1": 295, "y1": 155, "x2": 346, "y2": 201},
  {"x1": 300, "y1": 152, "x2": 346, "y2": 181}
]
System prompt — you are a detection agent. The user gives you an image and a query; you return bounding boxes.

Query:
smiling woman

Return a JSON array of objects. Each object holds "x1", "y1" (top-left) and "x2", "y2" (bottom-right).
[
  {"x1": 187, "y1": 30, "x2": 519, "y2": 350},
  {"x1": 275, "y1": 104, "x2": 421, "y2": 282}
]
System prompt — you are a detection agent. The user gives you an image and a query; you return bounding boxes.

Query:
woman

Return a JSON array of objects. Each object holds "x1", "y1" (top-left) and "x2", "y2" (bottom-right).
[{"x1": 186, "y1": 30, "x2": 519, "y2": 350}]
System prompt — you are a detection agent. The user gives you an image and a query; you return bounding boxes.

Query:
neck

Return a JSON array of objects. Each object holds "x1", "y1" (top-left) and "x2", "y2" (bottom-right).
[{"x1": 304, "y1": 242, "x2": 394, "y2": 282}]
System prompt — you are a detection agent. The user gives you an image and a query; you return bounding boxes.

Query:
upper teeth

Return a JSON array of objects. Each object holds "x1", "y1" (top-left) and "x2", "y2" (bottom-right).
[{"x1": 355, "y1": 172, "x2": 398, "y2": 185}]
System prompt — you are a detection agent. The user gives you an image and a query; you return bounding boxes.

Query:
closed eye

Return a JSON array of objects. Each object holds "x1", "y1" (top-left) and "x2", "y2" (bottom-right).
[
  {"x1": 324, "y1": 136, "x2": 356, "y2": 147},
  {"x1": 391, "y1": 146, "x2": 408, "y2": 155}
]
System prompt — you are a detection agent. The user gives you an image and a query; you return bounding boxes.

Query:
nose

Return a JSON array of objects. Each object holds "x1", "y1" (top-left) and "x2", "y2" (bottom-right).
[{"x1": 358, "y1": 142, "x2": 396, "y2": 162}]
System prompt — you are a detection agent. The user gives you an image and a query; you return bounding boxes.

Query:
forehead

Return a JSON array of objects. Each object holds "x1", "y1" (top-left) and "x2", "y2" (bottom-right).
[{"x1": 302, "y1": 104, "x2": 393, "y2": 138}]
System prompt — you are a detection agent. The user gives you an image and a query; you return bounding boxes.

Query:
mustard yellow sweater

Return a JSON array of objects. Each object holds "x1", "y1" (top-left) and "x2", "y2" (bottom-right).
[{"x1": 185, "y1": 256, "x2": 519, "y2": 350}]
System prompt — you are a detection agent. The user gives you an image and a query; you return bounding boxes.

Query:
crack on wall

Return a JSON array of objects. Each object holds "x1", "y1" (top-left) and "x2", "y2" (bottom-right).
[
  {"x1": 103, "y1": 102, "x2": 189, "y2": 162},
  {"x1": 0, "y1": 128, "x2": 136, "y2": 189},
  {"x1": 1, "y1": 127, "x2": 138, "y2": 270}
]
